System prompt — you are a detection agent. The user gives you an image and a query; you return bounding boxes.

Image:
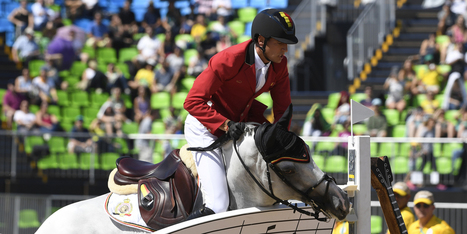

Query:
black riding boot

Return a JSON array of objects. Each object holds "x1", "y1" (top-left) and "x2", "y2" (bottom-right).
[{"x1": 186, "y1": 206, "x2": 215, "y2": 221}]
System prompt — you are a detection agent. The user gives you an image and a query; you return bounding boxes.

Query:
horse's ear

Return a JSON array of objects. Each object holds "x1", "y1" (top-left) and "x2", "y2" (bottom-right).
[{"x1": 276, "y1": 104, "x2": 293, "y2": 129}]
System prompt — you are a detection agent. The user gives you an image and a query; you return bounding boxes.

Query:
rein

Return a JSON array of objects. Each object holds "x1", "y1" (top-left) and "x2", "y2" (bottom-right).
[{"x1": 231, "y1": 138, "x2": 332, "y2": 222}]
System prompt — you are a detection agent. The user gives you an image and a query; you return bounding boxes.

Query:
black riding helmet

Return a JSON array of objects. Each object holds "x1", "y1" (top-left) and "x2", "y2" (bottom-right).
[{"x1": 251, "y1": 9, "x2": 298, "y2": 44}]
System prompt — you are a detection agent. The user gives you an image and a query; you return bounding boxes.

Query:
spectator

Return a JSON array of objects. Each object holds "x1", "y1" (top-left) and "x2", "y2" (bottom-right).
[
  {"x1": 12, "y1": 28, "x2": 41, "y2": 66},
  {"x1": 105, "y1": 63, "x2": 129, "y2": 93},
  {"x1": 163, "y1": 0, "x2": 182, "y2": 35},
  {"x1": 160, "y1": 30, "x2": 176, "y2": 57},
  {"x1": 136, "y1": 109, "x2": 160, "y2": 163},
  {"x1": 46, "y1": 29, "x2": 78, "y2": 71},
  {"x1": 437, "y1": 2, "x2": 456, "y2": 35},
  {"x1": 86, "y1": 12, "x2": 110, "y2": 49},
  {"x1": 333, "y1": 90, "x2": 350, "y2": 125},
  {"x1": 8, "y1": 0, "x2": 33, "y2": 36},
  {"x1": 166, "y1": 46, "x2": 184, "y2": 73},
  {"x1": 41, "y1": 57, "x2": 67, "y2": 90},
  {"x1": 31, "y1": 0, "x2": 57, "y2": 31},
  {"x1": 68, "y1": 115, "x2": 96, "y2": 153},
  {"x1": 164, "y1": 107, "x2": 183, "y2": 134},
  {"x1": 212, "y1": 0, "x2": 232, "y2": 21},
  {"x1": 129, "y1": 59, "x2": 156, "y2": 92},
  {"x1": 210, "y1": 15, "x2": 234, "y2": 38},
  {"x1": 200, "y1": 31, "x2": 218, "y2": 60},
  {"x1": 446, "y1": 14, "x2": 467, "y2": 46},
  {"x1": 415, "y1": 116, "x2": 437, "y2": 173},
  {"x1": 35, "y1": 101, "x2": 60, "y2": 133},
  {"x1": 13, "y1": 100, "x2": 37, "y2": 133},
  {"x1": 301, "y1": 103, "x2": 332, "y2": 137},
  {"x1": 398, "y1": 58, "x2": 417, "y2": 96},
  {"x1": 3, "y1": 81, "x2": 27, "y2": 129},
  {"x1": 360, "y1": 85, "x2": 374, "y2": 107},
  {"x1": 154, "y1": 57, "x2": 182, "y2": 95},
  {"x1": 133, "y1": 86, "x2": 150, "y2": 124},
  {"x1": 79, "y1": 59, "x2": 108, "y2": 92},
  {"x1": 419, "y1": 33, "x2": 439, "y2": 64},
  {"x1": 14, "y1": 68, "x2": 34, "y2": 99},
  {"x1": 384, "y1": 66, "x2": 407, "y2": 112},
  {"x1": 118, "y1": 0, "x2": 136, "y2": 26},
  {"x1": 387, "y1": 181, "x2": 415, "y2": 234},
  {"x1": 92, "y1": 88, "x2": 126, "y2": 136},
  {"x1": 366, "y1": 98, "x2": 387, "y2": 137},
  {"x1": 433, "y1": 109, "x2": 455, "y2": 138},
  {"x1": 408, "y1": 191, "x2": 454, "y2": 234},
  {"x1": 195, "y1": 0, "x2": 214, "y2": 19},
  {"x1": 108, "y1": 14, "x2": 134, "y2": 55},
  {"x1": 445, "y1": 42, "x2": 465, "y2": 77},
  {"x1": 420, "y1": 90, "x2": 440, "y2": 115},
  {"x1": 136, "y1": 26, "x2": 162, "y2": 68},
  {"x1": 32, "y1": 66, "x2": 58, "y2": 104},
  {"x1": 64, "y1": 0, "x2": 85, "y2": 21},
  {"x1": 191, "y1": 14, "x2": 207, "y2": 43},
  {"x1": 413, "y1": 63, "x2": 442, "y2": 95},
  {"x1": 81, "y1": 0, "x2": 100, "y2": 20},
  {"x1": 216, "y1": 32, "x2": 231, "y2": 53},
  {"x1": 187, "y1": 48, "x2": 208, "y2": 77},
  {"x1": 442, "y1": 71, "x2": 467, "y2": 110},
  {"x1": 330, "y1": 120, "x2": 351, "y2": 157},
  {"x1": 142, "y1": 1, "x2": 163, "y2": 33},
  {"x1": 456, "y1": 110, "x2": 467, "y2": 138}
]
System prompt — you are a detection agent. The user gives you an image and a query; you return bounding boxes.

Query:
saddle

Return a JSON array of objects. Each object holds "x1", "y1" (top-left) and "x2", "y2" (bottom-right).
[{"x1": 114, "y1": 150, "x2": 201, "y2": 230}]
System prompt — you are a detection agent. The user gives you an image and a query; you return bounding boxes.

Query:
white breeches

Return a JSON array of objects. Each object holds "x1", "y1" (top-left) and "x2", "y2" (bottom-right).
[{"x1": 184, "y1": 114, "x2": 229, "y2": 213}]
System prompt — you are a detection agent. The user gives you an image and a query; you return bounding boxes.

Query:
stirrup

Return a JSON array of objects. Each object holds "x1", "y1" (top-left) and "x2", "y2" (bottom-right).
[{"x1": 186, "y1": 206, "x2": 215, "y2": 221}]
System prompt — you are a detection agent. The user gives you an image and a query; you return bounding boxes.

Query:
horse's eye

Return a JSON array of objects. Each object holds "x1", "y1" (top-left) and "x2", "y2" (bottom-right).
[{"x1": 282, "y1": 169, "x2": 295, "y2": 174}]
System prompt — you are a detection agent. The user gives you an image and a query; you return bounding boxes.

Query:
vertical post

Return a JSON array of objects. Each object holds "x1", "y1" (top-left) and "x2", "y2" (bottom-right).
[
  {"x1": 11, "y1": 132, "x2": 17, "y2": 183},
  {"x1": 347, "y1": 35, "x2": 353, "y2": 80},
  {"x1": 13, "y1": 196, "x2": 20, "y2": 234},
  {"x1": 347, "y1": 136, "x2": 371, "y2": 234}
]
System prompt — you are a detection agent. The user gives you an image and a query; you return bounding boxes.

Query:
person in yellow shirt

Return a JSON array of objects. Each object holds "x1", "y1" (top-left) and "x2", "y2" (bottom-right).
[
  {"x1": 387, "y1": 181, "x2": 415, "y2": 233},
  {"x1": 129, "y1": 59, "x2": 156, "y2": 93},
  {"x1": 408, "y1": 190, "x2": 455, "y2": 234},
  {"x1": 332, "y1": 221, "x2": 349, "y2": 234}
]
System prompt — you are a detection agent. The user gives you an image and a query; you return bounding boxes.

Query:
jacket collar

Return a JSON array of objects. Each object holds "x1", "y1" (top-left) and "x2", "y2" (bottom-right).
[{"x1": 245, "y1": 40, "x2": 255, "y2": 66}]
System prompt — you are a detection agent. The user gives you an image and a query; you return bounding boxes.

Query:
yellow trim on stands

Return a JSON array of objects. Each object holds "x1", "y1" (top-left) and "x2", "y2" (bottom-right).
[
  {"x1": 371, "y1": 57, "x2": 378, "y2": 67},
  {"x1": 386, "y1": 34, "x2": 393, "y2": 46},
  {"x1": 354, "y1": 77, "x2": 361, "y2": 88},
  {"x1": 349, "y1": 84, "x2": 356, "y2": 94},
  {"x1": 375, "y1": 49, "x2": 382, "y2": 59}
]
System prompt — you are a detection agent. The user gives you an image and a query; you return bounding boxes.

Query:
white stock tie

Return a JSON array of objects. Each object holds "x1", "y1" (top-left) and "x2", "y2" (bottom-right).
[{"x1": 256, "y1": 66, "x2": 268, "y2": 93}]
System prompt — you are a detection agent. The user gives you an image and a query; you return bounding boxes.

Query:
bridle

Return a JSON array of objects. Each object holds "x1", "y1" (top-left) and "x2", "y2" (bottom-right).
[{"x1": 187, "y1": 128, "x2": 336, "y2": 222}]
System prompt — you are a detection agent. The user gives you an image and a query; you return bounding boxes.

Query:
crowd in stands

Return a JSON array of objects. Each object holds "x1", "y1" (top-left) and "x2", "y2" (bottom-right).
[{"x1": 3, "y1": 0, "x2": 258, "y2": 163}]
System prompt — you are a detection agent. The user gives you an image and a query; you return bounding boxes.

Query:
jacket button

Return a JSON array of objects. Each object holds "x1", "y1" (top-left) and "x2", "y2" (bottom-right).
[
  {"x1": 241, "y1": 113, "x2": 243, "y2": 117},
  {"x1": 246, "y1": 104, "x2": 249, "y2": 108},
  {"x1": 208, "y1": 129, "x2": 211, "y2": 132}
]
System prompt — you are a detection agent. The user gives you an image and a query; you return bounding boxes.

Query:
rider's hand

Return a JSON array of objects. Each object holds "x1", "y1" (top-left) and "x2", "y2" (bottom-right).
[{"x1": 227, "y1": 121, "x2": 245, "y2": 141}]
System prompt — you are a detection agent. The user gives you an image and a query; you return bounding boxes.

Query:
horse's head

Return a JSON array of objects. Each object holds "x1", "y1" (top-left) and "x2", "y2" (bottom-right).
[{"x1": 254, "y1": 104, "x2": 350, "y2": 220}]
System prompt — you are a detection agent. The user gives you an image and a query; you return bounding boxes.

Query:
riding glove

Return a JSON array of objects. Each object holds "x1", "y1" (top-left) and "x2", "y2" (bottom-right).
[{"x1": 227, "y1": 121, "x2": 245, "y2": 140}]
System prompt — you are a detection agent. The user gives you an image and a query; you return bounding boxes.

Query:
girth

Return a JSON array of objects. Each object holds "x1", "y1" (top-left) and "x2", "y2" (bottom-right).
[{"x1": 114, "y1": 150, "x2": 182, "y2": 185}]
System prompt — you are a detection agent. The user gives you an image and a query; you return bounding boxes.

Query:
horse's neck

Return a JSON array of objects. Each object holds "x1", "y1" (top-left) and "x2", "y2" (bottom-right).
[{"x1": 223, "y1": 133, "x2": 276, "y2": 209}]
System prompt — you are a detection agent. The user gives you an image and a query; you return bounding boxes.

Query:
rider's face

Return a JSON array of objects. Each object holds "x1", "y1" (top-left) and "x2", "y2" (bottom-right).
[{"x1": 258, "y1": 37, "x2": 288, "y2": 64}]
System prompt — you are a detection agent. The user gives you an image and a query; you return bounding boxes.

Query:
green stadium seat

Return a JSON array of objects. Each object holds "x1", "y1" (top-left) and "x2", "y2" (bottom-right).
[
  {"x1": 153, "y1": 152, "x2": 164, "y2": 164},
  {"x1": 100, "y1": 152, "x2": 120, "y2": 170},
  {"x1": 183, "y1": 49, "x2": 199, "y2": 66},
  {"x1": 371, "y1": 215, "x2": 383, "y2": 234},
  {"x1": 350, "y1": 92, "x2": 367, "y2": 103},
  {"x1": 444, "y1": 110, "x2": 458, "y2": 124},
  {"x1": 97, "y1": 47, "x2": 117, "y2": 64},
  {"x1": 442, "y1": 143, "x2": 462, "y2": 158},
  {"x1": 398, "y1": 143, "x2": 411, "y2": 158},
  {"x1": 47, "y1": 105, "x2": 61, "y2": 120},
  {"x1": 320, "y1": 108, "x2": 335, "y2": 124},
  {"x1": 70, "y1": 61, "x2": 87, "y2": 77},
  {"x1": 181, "y1": 77, "x2": 196, "y2": 92},
  {"x1": 172, "y1": 92, "x2": 188, "y2": 109},
  {"x1": 437, "y1": 64, "x2": 451, "y2": 75},
  {"x1": 122, "y1": 122, "x2": 139, "y2": 134},
  {"x1": 227, "y1": 20, "x2": 245, "y2": 36},
  {"x1": 119, "y1": 48, "x2": 138, "y2": 63},
  {"x1": 238, "y1": 7, "x2": 257, "y2": 23},
  {"x1": 83, "y1": 107, "x2": 99, "y2": 121},
  {"x1": 116, "y1": 63, "x2": 131, "y2": 79},
  {"x1": 62, "y1": 107, "x2": 82, "y2": 123},
  {"x1": 113, "y1": 138, "x2": 129, "y2": 154},
  {"x1": 436, "y1": 157, "x2": 452, "y2": 174},
  {"x1": 29, "y1": 60, "x2": 46, "y2": 77},
  {"x1": 61, "y1": 122, "x2": 73, "y2": 132},
  {"x1": 315, "y1": 141, "x2": 335, "y2": 154},
  {"x1": 174, "y1": 34, "x2": 194, "y2": 48},
  {"x1": 25, "y1": 136, "x2": 45, "y2": 154},
  {"x1": 18, "y1": 209, "x2": 41, "y2": 228},
  {"x1": 391, "y1": 157, "x2": 409, "y2": 174},
  {"x1": 353, "y1": 124, "x2": 367, "y2": 135},
  {"x1": 156, "y1": 33, "x2": 165, "y2": 42},
  {"x1": 324, "y1": 155, "x2": 346, "y2": 173},
  {"x1": 90, "y1": 92, "x2": 109, "y2": 108},
  {"x1": 79, "y1": 153, "x2": 100, "y2": 170},
  {"x1": 121, "y1": 94, "x2": 133, "y2": 109},
  {"x1": 98, "y1": 63, "x2": 107, "y2": 73},
  {"x1": 383, "y1": 109, "x2": 400, "y2": 126},
  {"x1": 392, "y1": 124, "x2": 406, "y2": 137},
  {"x1": 413, "y1": 94, "x2": 427, "y2": 107},
  {"x1": 371, "y1": 142, "x2": 378, "y2": 157},
  {"x1": 433, "y1": 143, "x2": 442, "y2": 158},
  {"x1": 81, "y1": 46, "x2": 95, "y2": 59},
  {"x1": 416, "y1": 157, "x2": 433, "y2": 174},
  {"x1": 70, "y1": 91, "x2": 90, "y2": 107},
  {"x1": 37, "y1": 154, "x2": 59, "y2": 170},
  {"x1": 151, "y1": 92, "x2": 171, "y2": 109},
  {"x1": 255, "y1": 92, "x2": 273, "y2": 109},
  {"x1": 151, "y1": 121, "x2": 166, "y2": 134},
  {"x1": 326, "y1": 92, "x2": 340, "y2": 109},
  {"x1": 56, "y1": 90, "x2": 69, "y2": 106},
  {"x1": 237, "y1": 35, "x2": 251, "y2": 44},
  {"x1": 47, "y1": 136, "x2": 66, "y2": 154},
  {"x1": 412, "y1": 64, "x2": 428, "y2": 79},
  {"x1": 454, "y1": 157, "x2": 462, "y2": 175},
  {"x1": 58, "y1": 153, "x2": 79, "y2": 170},
  {"x1": 435, "y1": 35, "x2": 450, "y2": 46},
  {"x1": 435, "y1": 94, "x2": 444, "y2": 105},
  {"x1": 29, "y1": 105, "x2": 40, "y2": 114},
  {"x1": 312, "y1": 155, "x2": 325, "y2": 169},
  {"x1": 378, "y1": 142, "x2": 398, "y2": 158}
]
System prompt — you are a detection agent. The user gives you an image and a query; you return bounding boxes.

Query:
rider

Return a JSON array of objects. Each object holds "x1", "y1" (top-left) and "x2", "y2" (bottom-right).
[{"x1": 183, "y1": 8, "x2": 298, "y2": 219}]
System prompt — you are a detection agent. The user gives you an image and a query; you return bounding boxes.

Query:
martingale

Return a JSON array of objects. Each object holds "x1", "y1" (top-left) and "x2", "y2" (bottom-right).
[{"x1": 370, "y1": 156, "x2": 408, "y2": 234}]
